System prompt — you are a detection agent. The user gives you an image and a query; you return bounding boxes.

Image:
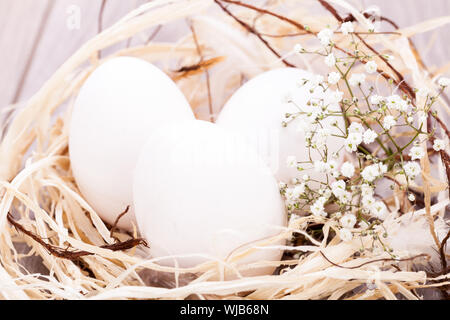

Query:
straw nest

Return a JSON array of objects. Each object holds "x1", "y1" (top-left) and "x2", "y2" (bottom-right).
[{"x1": 0, "y1": 0, "x2": 449, "y2": 300}]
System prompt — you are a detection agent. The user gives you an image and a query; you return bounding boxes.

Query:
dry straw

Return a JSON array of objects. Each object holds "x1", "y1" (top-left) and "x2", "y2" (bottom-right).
[{"x1": 0, "y1": 0, "x2": 448, "y2": 300}]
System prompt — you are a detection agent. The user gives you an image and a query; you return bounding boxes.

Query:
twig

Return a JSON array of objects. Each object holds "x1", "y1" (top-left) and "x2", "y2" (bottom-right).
[
  {"x1": 317, "y1": 0, "x2": 415, "y2": 100},
  {"x1": 214, "y1": 0, "x2": 295, "y2": 67},
  {"x1": 189, "y1": 21, "x2": 215, "y2": 122},
  {"x1": 439, "y1": 229, "x2": 450, "y2": 275},
  {"x1": 97, "y1": 0, "x2": 107, "y2": 59},
  {"x1": 7, "y1": 213, "x2": 148, "y2": 262},
  {"x1": 320, "y1": 251, "x2": 429, "y2": 269},
  {"x1": 109, "y1": 205, "x2": 130, "y2": 241}
]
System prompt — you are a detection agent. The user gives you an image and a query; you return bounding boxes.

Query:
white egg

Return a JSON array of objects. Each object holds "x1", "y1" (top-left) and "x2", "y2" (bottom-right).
[
  {"x1": 69, "y1": 57, "x2": 194, "y2": 230},
  {"x1": 216, "y1": 68, "x2": 345, "y2": 184},
  {"x1": 133, "y1": 121, "x2": 286, "y2": 276}
]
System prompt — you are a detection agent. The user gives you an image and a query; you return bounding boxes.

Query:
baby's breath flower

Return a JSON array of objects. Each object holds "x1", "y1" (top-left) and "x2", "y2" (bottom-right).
[
  {"x1": 340, "y1": 161, "x2": 355, "y2": 178},
  {"x1": 408, "y1": 193, "x2": 415, "y2": 202},
  {"x1": 349, "y1": 73, "x2": 366, "y2": 87},
  {"x1": 310, "y1": 74, "x2": 324, "y2": 88},
  {"x1": 311, "y1": 197, "x2": 327, "y2": 217},
  {"x1": 438, "y1": 77, "x2": 450, "y2": 87},
  {"x1": 340, "y1": 214, "x2": 357, "y2": 229},
  {"x1": 331, "y1": 180, "x2": 346, "y2": 197},
  {"x1": 386, "y1": 94, "x2": 408, "y2": 112},
  {"x1": 314, "y1": 160, "x2": 329, "y2": 173},
  {"x1": 294, "y1": 43, "x2": 303, "y2": 53},
  {"x1": 383, "y1": 115, "x2": 396, "y2": 130},
  {"x1": 416, "y1": 87, "x2": 429, "y2": 98},
  {"x1": 292, "y1": 184, "x2": 306, "y2": 198},
  {"x1": 329, "y1": 90, "x2": 344, "y2": 104},
  {"x1": 370, "y1": 95, "x2": 384, "y2": 105},
  {"x1": 339, "y1": 228, "x2": 353, "y2": 242},
  {"x1": 403, "y1": 161, "x2": 421, "y2": 179},
  {"x1": 302, "y1": 174, "x2": 310, "y2": 181},
  {"x1": 324, "y1": 53, "x2": 336, "y2": 67},
  {"x1": 361, "y1": 184, "x2": 374, "y2": 198},
  {"x1": 338, "y1": 191, "x2": 352, "y2": 204},
  {"x1": 361, "y1": 163, "x2": 387, "y2": 182},
  {"x1": 348, "y1": 122, "x2": 365, "y2": 134},
  {"x1": 408, "y1": 146, "x2": 425, "y2": 160},
  {"x1": 362, "y1": 195, "x2": 375, "y2": 207},
  {"x1": 363, "y1": 129, "x2": 378, "y2": 144},
  {"x1": 433, "y1": 139, "x2": 445, "y2": 151},
  {"x1": 345, "y1": 132, "x2": 363, "y2": 152},
  {"x1": 340, "y1": 21, "x2": 354, "y2": 35},
  {"x1": 328, "y1": 72, "x2": 341, "y2": 85},
  {"x1": 317, "y1": 28, "x2": 334, "y2": 46},
  {"x1": 364, "y1": 61, "x2": 378, "y2": 74},
  {"x1": 286, "y1": 155, "x2": 297, "y2": 168},
  {"x1": 370, "y1": 201, "x2": 387, "y2": 220}
]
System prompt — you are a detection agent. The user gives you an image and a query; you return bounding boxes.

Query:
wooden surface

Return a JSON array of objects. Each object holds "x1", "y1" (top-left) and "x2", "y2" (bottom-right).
[{"x1": 0, "y1": 0, "x2": 449, "y2": 110}]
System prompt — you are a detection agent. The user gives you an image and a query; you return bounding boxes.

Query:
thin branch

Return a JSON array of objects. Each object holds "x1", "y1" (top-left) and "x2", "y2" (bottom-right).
[
  {"x1": 8, "y1": 213, "x2": 148, "y2": 262},
  {"x1": 189, "y1": 21, "x2": 215, "y2": 122},
  {"x1": 214, "y1": 0, "x2": 295, "y2": 67},
  {"x1": 320, "y1": 251, "x2": 429, "y2": 269}
]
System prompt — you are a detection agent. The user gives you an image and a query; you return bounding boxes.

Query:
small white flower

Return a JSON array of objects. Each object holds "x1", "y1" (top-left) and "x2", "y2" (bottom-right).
[
  {"x1": 310, "y1": 197, "x2": 327, "y2": 217},
  {"x1": 340, "y1": 214, "x2": 357, "y2": 229},
  {"x1": 433, "y1": 139, "x2": 445, "y2": 151},
  {"x1": 285, "y1": 188, "x2": 296, "y2": 200},
  {"x1": 361, "y1": 184, "x2": 374, "y2": 198},
  {"x1": 438, "y1": 77, "x2": 450, "y2": 87},
  {"x1": 345, "y1": 132, "x2": 363, "y2": 152},
  {"x1": 286, "y1": 155, "x2": 297, "y2": 168},
  {"x1": 314, "y1": 160, "x2": 329, "y2": 173},
  {"x1": 365, "y1": 60, "x2": 377, "y2": 74},
  {"x1": 294, "y1": 43, "x2": 303, "y2": 53},
  {"x1": 340, "y1": 162, "x2": 355, "y2": 178},
  {"x1": 386, "y1": 95, "x2": 408, "y2": 112},
  {"x1": 383, "y1": 116, "x2": 396, "y2": 130},
  {"x1": 403, "y1": 161, "x2": 421, "y2": 179},
  {"x1": 362, "y1": 195, "x2": 375, "y2": 207},
  {"x1": 363, "y1": 129, "x2": 378, "y2": 144},
  {"x1": 317, "y1": 28, "x2": 334, "y2": 46},
  {"x1": 370, "y1": 95, "x2": 384, "y2": 105},
  {"x1": 349, "y1": 122, "x2": 365, "y2": 134},
  {"x1": 416, "y1": 88, "x2": 429, "y2": 98},
  {"x1": 331, "y1": 180, "x2": 346, "y2": 197},
  {"x1": 322, "y1": 188, "x2": 332, "y2": 199},
  {"x1": 338, "y1": 191, "x2": 352, "y2": 204},
  {"x1": 361, "y1": 163, "x2": 386, "y2": 182},
  {"x1": 325, "y1": 53, "x2": 336, "y2": 67},
  {"x1": 340, "y1": 21, "x2": 354, "y2": 35},
  {"x1": 310, "y1": 74, "x2": 324, "y2": 88},
  {"x1": 370, "y1": 201, "x2": 387, "y2": 219},
  {"x1": 329, "y1": 90, "x2": 344, "y2": 104},
  {"x1": 349, "y1": 73, "x2": 366, "y2": 86},
  {"x1": 339, "y1": 228, "x2": 353, "y2": 242},
  {"x1": 302, "y1": 174, "x2": 310, "y2": 181},
  {"x1": 292, "y1": 184, "x2": 306, "y2": 198},
  {"x1": 408, "y1": 193, "x2": 415, "y2": 202},
  {"x1": 279, "y1": 181, "x2": 287, "y2": 189},
  {"x1": 367, "y1": 22, "x2": 376, "y2": 32},
  {"x1": 407, "y1": 116, "x2": 414, "y2": 124},
  {"x1": 328, "y1": 72, "x2": 341, "y2": 84},
  {"x1": 409, "y1": 146, "x2": 425, "y2": 160}
]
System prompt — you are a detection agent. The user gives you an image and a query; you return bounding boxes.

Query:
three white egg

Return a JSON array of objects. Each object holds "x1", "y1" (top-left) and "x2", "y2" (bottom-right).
[{"x1": 70, "y1": 58, "x2": 340, "y2": 275}]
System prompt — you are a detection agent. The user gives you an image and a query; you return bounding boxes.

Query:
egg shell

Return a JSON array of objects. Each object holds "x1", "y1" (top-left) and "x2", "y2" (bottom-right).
[
  {"x1": 216, "y1": 68, "x2": 345, "y2": 184},
  {"x1": 133, "y1": 120, "x2": 286, "y2": 276},
  {"x1": 69, "y1": 57, "x2": 194, "y2": 230}
]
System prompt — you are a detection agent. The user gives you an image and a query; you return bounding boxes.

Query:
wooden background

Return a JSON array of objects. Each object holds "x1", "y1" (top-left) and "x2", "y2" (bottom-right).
[{"x1": 1, "y1": 0, "x2": 449, "y2": 111}]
